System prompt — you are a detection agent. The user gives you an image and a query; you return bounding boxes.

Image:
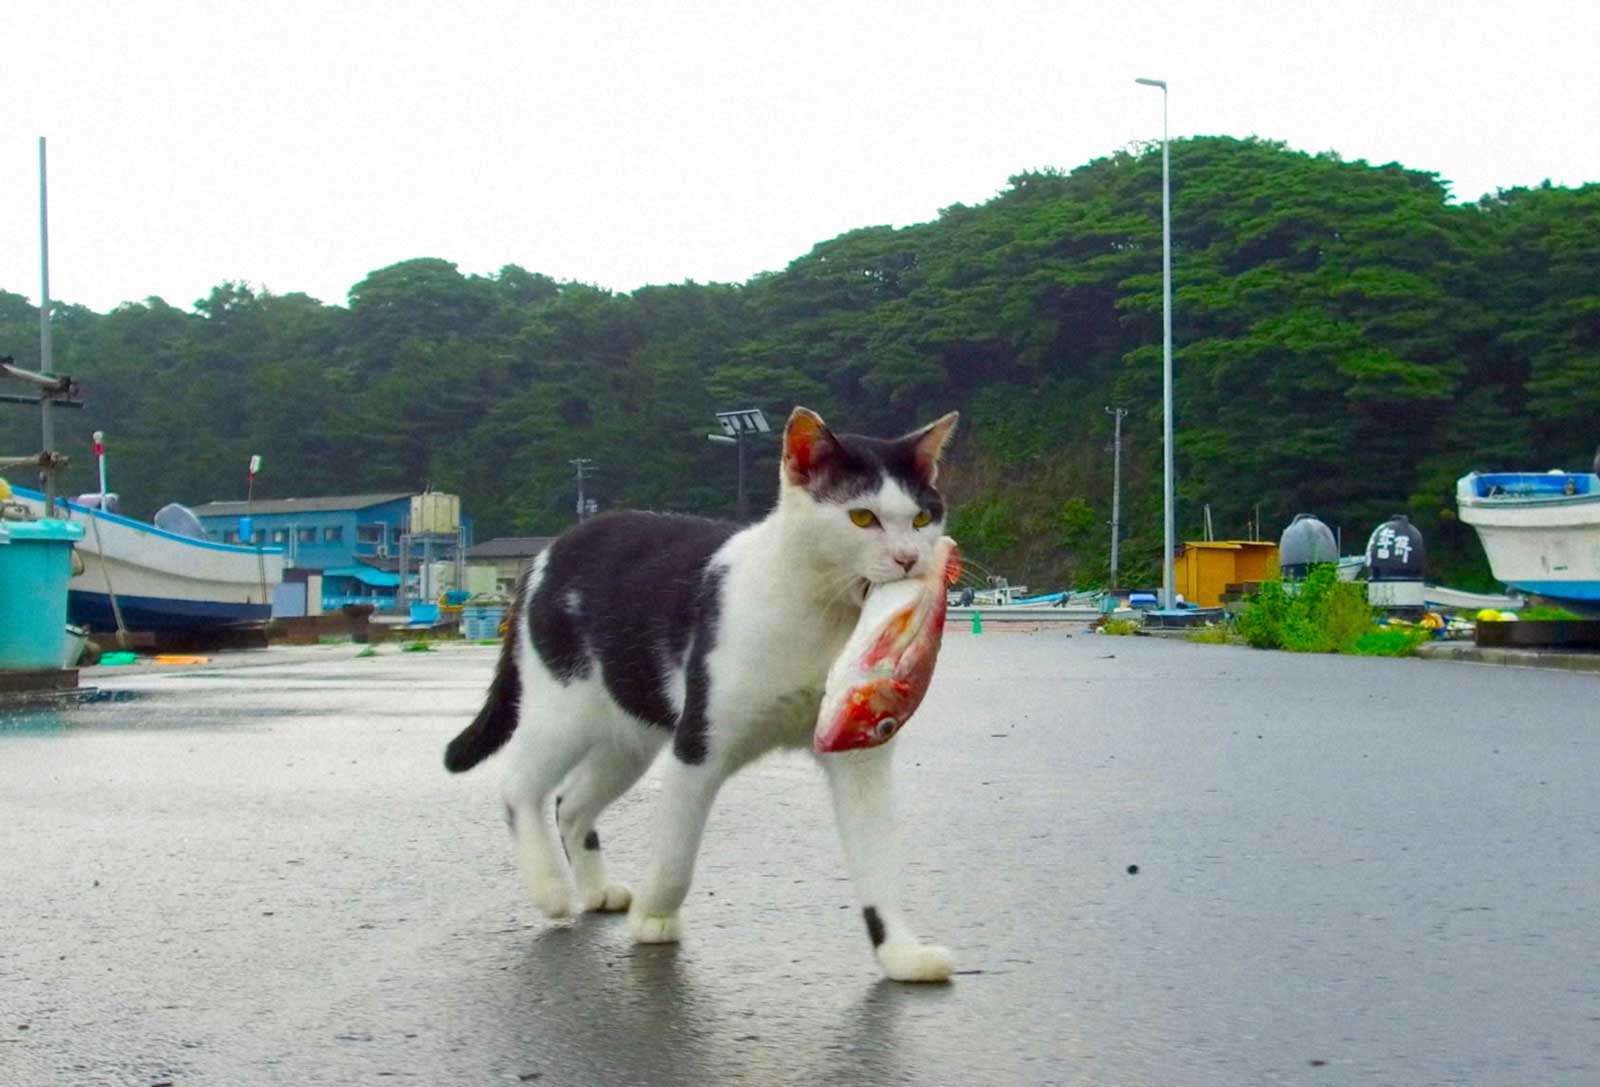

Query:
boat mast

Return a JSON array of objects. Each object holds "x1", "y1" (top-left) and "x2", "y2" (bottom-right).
[{"x1": 38, "y1": 137, "x2": 56, "y2": 504}]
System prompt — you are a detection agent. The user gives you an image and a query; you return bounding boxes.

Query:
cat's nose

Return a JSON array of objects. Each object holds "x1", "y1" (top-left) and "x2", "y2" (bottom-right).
[{"x1": 894, "y1": 551, "x2": 917, "y2": 574}]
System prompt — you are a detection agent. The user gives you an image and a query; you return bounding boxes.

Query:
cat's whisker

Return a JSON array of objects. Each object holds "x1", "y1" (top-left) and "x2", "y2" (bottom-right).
[{"x1": 818, "y1": 571, "x2": 867, "y2": 611}]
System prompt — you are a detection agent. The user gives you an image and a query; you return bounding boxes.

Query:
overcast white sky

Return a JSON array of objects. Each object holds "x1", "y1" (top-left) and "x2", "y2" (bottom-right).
[{"x1": 4, "y1": 0, "x2": 1596, "y2": 314}]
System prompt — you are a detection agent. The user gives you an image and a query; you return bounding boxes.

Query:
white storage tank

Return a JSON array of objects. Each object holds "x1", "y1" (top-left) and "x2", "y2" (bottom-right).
[{"x1": 410, "y1": 491, "x2": 460, "y2": 536}]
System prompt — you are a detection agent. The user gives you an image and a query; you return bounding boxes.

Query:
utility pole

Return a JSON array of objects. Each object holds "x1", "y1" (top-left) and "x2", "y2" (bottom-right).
[
  {"x1": 569, "y1": 457, "x2": 597, "y2": 522},
  {"x1": 1105, "y1": 406, "x2": 1126, "y2": 589}
]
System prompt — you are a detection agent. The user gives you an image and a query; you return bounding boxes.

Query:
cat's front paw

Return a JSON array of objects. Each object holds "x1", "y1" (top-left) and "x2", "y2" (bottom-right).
[
  {"x1": 877, "y1": 941, "x2": 954, "y2": 983},
  {"x1": 584, "y1": 883, "x2": 633, "y2": 913},
  {"x1": 628, "y1": 909, "x2": 682, "y2": 944}
]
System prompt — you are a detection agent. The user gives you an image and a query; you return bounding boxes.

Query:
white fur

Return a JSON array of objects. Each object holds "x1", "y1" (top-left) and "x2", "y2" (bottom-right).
[{"x1": 493, "y1": 427, "x2": 953, "y2": 981}]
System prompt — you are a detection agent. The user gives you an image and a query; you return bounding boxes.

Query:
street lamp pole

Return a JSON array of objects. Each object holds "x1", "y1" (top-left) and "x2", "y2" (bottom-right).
[
  {"x1": 1105, "y1": 406, "x2": 1126, "y2": 589},
  {"x1": 735, "y1": 428, "x2": 747, "y2": 522},
  {"x1": 1136, "y1": 76, "x2": 1176, "y2": 610}
]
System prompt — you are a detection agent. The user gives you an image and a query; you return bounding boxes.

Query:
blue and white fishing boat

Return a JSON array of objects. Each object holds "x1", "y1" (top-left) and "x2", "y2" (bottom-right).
[
  {"x1": 11, "y1": 486, "x2": 284, "y2": 631},
  {"x1": 1456, "y1": 469, "x2": 1600, "y2": 609},
  {"x1": 4, "y1": 140, "x2": 282, "y2": 634}
]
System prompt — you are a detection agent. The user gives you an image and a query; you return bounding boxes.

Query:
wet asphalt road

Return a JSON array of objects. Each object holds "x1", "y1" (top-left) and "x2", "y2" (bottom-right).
[{"x1": 2, "y1": 633, "x2": 1598, "y2": 1086}]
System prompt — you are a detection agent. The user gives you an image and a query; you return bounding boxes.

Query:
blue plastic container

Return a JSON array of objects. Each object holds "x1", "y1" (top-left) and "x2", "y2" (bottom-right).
[
  {"x1": 461, "y1": 606, "x2": 505, "y2": 640},
  {"x1": 0, "y1": 518, "x2": 85, "y2": 670},
  {"x1": 409, "y1": 601, "x2": 441, "y2": 624}
]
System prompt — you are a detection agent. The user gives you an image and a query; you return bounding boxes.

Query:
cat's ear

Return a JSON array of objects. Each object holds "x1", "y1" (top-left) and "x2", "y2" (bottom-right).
[
  {"x1": 783, "y1": 406, "x2": 841, "y2": 489},
  {"x1": 905, "y1": 411, "x2": 959, "y2": 483}
]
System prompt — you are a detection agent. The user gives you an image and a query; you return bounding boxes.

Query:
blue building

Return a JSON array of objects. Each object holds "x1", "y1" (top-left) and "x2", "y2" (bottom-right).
[{"x1": 189, "y1": 492, "x2": 473, "y2": 611}]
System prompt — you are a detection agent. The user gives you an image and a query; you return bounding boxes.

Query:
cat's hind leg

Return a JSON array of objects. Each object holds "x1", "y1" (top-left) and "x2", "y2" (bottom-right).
[
  {"x1": 821, "y1": 740, "x2": 954, "y2": 982},
  {"x1": 501, "y1": 677, "x2": 605, "y2": 919},
  {"x1": 627, "y1": 753, "x2": 727, "y2": 944},
  {"x1": 555, "y1": 732, "x2": 662, "y2": 913}
]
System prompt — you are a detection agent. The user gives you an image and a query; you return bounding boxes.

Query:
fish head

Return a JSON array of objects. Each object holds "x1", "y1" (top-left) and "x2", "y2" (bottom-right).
[{"x1": 813, "y1": 676, "x2": 913, "y2": 753}]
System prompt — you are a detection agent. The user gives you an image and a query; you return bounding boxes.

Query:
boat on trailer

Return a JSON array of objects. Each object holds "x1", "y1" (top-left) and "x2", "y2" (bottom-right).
[
  {"x1": 1456, "y1": 470, "x2": 1600, "y2": 613},
  {"x1": 11, "y1": 486, "x2": 284, "y2": 632}
]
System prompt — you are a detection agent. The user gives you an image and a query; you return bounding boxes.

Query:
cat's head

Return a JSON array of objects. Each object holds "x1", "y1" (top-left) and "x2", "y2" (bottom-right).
[{"x1": 778, "y1": 406, "x2": 959, "y2": 585}]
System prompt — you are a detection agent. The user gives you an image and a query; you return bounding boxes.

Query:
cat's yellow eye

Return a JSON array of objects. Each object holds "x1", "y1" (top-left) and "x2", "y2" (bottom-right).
[
  {"x1": 848, "y1": 508, "x2": 879, "y2": 528},
  {"x1": 912, "y1": 510, "x2": 933, "y2": 529}
]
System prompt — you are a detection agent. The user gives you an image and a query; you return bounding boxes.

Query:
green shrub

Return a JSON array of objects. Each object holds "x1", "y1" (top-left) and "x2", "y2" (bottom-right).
[
  {"x1": 1185, "y1": 623, "x2": 1234, "y2": 645},
  {"x1": 1236, "y1": 564, "x2": 1374, "y2": 653},
  {"x1": 1101, "y1": 618, "x2": 1142, "y2": 636},
  {"x1": 1235, "y1": 580, "x2": 1291, "y2": 649}
]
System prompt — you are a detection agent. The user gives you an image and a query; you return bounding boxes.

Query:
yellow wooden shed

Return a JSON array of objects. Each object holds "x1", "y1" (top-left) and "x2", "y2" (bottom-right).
[{"x1": 1175, "y1": 541, "x2": 1280, "y2": 607}]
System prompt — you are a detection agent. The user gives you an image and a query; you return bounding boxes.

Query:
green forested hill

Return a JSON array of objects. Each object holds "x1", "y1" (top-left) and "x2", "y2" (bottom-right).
[{"x1": 3, "y1": 136, "x2": 1597, "y2": 590}]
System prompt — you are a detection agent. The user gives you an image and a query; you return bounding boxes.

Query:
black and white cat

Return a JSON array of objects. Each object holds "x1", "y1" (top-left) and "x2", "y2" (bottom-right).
[{"x1": 444, "y1": 406, "x2": 959, "y2": 982}]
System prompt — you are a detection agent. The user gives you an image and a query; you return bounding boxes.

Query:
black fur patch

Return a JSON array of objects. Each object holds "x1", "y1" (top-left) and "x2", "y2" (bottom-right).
[
  {"x1": 810, "y1": 430, "x2": 945, "y2": 521},
  {"x1": 443, "y1": 571, "x2": 531, "y2": 772},
  {"x1": 527, "y1": 513, "x2": 738, "y2": 738},
  {"x1": 863, "y1": 906, "x2": 887, "y2": 948},
  {"x1": 556, "y1": 795, "x2": 569, "y2": 861},
  {"x1": 673, "y1": 565, "x2": 725, "y2": 765},
  {"x1": 528, "y1": 581, "x2": 592, "y2": 684},
  {"x1": 583, "y1": 830, "x2": 600, "y2": 851}
]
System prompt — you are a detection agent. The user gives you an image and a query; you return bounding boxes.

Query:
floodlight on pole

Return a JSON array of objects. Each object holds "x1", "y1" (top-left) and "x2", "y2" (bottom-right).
[
  {"x1": 1136, "y1": 75, "x2": 1176, "y2": 611},
  {"x1": 712, "y1": 408, "x2": 771, "y2": 521}
]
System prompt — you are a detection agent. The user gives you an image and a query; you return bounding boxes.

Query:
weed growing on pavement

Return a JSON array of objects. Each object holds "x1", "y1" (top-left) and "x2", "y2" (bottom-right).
[{"x1": 1350, "y1": 627, "x2": 1431, "y2": 656}]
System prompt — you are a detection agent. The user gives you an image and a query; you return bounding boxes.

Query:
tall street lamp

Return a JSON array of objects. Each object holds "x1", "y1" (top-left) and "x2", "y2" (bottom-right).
[{"x1": 1135, "y1": 76, "x2": 1176, "y2": 610}]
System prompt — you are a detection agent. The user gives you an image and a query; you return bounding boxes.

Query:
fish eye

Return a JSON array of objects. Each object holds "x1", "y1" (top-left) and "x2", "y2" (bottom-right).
[
  {"x1": 848, "y1": 508, "x2": 880, "y2": 529},
  {"x1": 875, "y1": 718, "x2": 898, "y2": 738},
  {"x1": 912, "y1": 510, "x2": 932, "y2": 529}
]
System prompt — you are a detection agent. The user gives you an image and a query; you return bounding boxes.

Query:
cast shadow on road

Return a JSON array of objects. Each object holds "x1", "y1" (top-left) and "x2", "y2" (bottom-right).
[{"x1": 478, "y1": 917, "x2": 954, "y2": 1083}]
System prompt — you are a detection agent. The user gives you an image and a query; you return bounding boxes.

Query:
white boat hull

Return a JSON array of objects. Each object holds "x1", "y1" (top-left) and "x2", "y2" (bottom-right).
[
  {"x1": 1457, "y1": 472, "x2": 1600, "y2": 605},
  {"x1": 15, "y1": 488, "x2": 284, "y2": 631}
]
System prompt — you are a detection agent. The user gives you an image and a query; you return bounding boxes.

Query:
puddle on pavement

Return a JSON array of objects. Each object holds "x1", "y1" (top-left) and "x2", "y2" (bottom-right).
[
  {"x1": 0, "y1": 689, "x2": 144, "y2": 734},
  {"x1": 0, "y1": 687, "x2": 340, "y2": 735}
]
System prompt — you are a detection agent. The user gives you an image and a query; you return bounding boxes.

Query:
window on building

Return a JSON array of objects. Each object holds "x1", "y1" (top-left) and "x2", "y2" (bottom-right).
[
  {"x1": 323, "y1": 526, "x2": 344, "y2": 544},
  {"x1": 298, "y1": 527, "x2": 316, "y2": 543},
  {"x1": 272, "y1": 529, "x2": 288, "y2": 544}
]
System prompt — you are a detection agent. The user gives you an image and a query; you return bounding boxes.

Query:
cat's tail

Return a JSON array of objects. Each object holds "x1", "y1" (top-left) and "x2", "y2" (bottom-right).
[{"x1": 444, "y1": 577, "x2": 527, "y2": 773}]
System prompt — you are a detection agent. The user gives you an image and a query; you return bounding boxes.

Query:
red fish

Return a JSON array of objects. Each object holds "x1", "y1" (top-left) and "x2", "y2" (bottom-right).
[{"x1": 814, "y1": 536, "x2": 961, "y2": 753}]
